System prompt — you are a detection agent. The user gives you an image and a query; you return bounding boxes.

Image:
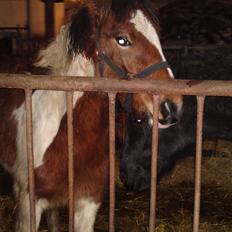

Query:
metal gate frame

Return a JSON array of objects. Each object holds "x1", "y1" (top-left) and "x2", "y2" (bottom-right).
[{"x1": 1, "y1": 73, "x2": 232, "y2": 232}]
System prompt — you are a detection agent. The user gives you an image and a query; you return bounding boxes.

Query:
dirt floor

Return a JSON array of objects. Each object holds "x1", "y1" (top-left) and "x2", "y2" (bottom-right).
[
  {"x1": 1, "y1": 142, "x2": 232, "y2": 232},
  {"x1": 0, "y1": 0, "x2": 232, "y2": 231}
]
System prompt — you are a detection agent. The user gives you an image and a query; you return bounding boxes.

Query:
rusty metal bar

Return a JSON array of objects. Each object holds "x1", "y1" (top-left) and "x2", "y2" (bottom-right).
[
  {"x1": 108, "y1": 93, "x2": 116, "y2": 232},
  {"x1": 193, "y1": 96, "x2": 205, "y2": 232},
  {"x1": 149, "y1": 95, "x2": 160, "y2": 232},
  {"x1": 0, "y1": 74, "x2": 231, "y2": 232},
  {"x1": 25, "y1": 89, "x2": 36, "y2": 232},
  {"x1": 66, "y1": 91, "x2": 75, "y2": 232},
  {"x1": 1, "y1": 74, "x2": 232, "y2": 97}
]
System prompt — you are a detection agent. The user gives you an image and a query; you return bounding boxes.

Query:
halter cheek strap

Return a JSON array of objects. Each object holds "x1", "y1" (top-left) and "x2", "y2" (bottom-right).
[
  {"x1": 134, "y1": 61, "x2": 170, "y2": 78},
  {"x1": 97, "y1": 52, "x2": 128, "y2": 78}
]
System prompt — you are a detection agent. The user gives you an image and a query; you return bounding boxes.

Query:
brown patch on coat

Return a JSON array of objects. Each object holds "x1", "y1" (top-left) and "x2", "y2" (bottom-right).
[
  {"x1": 34, "y1": 92, "x2": 109, "y2": 204},
  {"x1": 0, "y1": 89, "x2": 25, "y2": 167}
]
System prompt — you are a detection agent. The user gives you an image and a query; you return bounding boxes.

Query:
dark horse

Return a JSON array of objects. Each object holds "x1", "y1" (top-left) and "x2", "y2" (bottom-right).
[
  {"x1": 120, "y1": 74, "x2": 232, "y2": 192},
  {"x1": 0, "y1": 0, "x2": 182, "y2": 231}
]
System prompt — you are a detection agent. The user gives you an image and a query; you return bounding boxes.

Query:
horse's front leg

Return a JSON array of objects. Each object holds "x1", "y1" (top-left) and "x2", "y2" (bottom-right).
[
  {"x1": 46, "y1": 208, "x2": 59, "y2": 232},
  {"x1": 74, "y1": 198, "x2": 100, "y2": 232},
  {"x1": 15, "y1": 191, "x2": 48, "y2": 232}
]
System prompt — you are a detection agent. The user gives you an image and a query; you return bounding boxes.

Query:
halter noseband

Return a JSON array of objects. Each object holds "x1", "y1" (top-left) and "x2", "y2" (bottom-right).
[{"x1": 96, "y1": 49, "x2": 170, "y2": 79}]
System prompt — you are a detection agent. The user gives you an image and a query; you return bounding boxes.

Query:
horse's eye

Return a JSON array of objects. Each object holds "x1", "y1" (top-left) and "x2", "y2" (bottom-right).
[
  {"x1": 115, "y1": 36, "x2": 131, "y2": 47},
  {"x1": 136, "y1": 119, "x2": 143, "y2": 124},
  {"x1": 133, "y1": 117, "x2": 145, "y2": 125}
]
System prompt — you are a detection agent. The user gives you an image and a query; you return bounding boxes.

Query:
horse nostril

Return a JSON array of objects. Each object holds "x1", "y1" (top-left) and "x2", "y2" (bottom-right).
[{"x1": 159, "y1": 100, "x2": 179, "y2": 125}]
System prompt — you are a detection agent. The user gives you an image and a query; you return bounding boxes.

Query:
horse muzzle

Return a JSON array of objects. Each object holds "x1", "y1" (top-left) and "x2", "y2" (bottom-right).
[
  {"x1": 158, "y1": 99, "x2": 181, "y2": 129},
  {"x1": 120, "y1": 165, "x2": 150, "y2": 192}
]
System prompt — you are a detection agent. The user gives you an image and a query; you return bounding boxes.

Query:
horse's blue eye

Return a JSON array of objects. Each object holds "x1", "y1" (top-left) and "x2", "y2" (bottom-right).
[{"x1": 115, "y1": 36, "x2": 131, "y2": 47}]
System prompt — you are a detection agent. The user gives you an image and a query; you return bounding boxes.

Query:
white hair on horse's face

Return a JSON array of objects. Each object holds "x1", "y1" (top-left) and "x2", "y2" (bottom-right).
[{"x1": 130, "y1": 10, "x2": 174, "y2": 78}]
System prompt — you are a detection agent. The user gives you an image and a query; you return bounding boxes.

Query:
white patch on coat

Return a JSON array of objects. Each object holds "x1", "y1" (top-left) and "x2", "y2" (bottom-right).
[
  {"x1": 35, "y1": 25, "x2": 71, "y2": 75},
  {"x1": 130, "y1": 10, "x2": 174, "y2": 78},
  {"x1": 12, "y1": 24, "x2": 95, "y2": 189},
  {"x1": 75, "y1": 198, "x2": 100, "y2": 232},
  {"x1": 15, "y1": 192, "x2": 49, "y2": 231}
]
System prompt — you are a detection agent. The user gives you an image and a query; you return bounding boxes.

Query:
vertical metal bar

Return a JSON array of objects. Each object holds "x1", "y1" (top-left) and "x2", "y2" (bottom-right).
[
  {"x1": 108, "y1": 93, "x2": 116, "y2": 232},
  {"x1": 66, "y1": 91, "x2": 74, "y2": 232},
  {"x1": 193, "y1": 96, "x2": 205, "y2": 232},
  {"x1": 25, "y1": 89, "x2": 36, "y2": 232},
  {"x1": 149, "y1": 95, "x2": 160, "y2": 232}
]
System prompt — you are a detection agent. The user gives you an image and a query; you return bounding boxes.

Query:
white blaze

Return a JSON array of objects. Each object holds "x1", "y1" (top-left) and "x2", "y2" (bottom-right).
[{"x1": 130, "y1": 10, "x2": 174, "y2": 78}]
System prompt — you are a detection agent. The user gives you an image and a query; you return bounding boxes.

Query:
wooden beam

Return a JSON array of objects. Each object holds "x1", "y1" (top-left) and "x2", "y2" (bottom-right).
[{"x1": 44, "y1": 0, "x2": 54, "y2": 38}]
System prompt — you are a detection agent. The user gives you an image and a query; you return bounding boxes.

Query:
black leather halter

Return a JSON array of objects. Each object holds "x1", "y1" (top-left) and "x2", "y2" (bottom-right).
[
  {"x1": 96, "y1": 45, "x2": 170, "y2": 112},
  {"x1": 96, "y1": 51, "x2": 170, "y2": 79}
]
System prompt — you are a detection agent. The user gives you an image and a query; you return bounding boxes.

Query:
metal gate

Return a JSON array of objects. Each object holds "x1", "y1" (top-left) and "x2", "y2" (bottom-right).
[{"x1": 0, "y1": 73, "x2": 232, "y2": 232}]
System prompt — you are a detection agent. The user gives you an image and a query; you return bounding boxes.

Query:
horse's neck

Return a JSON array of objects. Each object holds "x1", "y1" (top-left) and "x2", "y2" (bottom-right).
[
  {"x1": 66, "y1": 54, "x2": 95, "y2": 77},
  {"x1": 36, "y1": 25, "x2": 95, "y2": 77},
  {"x1": 15, "y1": 52, "x2": 95, "y2": 169}
]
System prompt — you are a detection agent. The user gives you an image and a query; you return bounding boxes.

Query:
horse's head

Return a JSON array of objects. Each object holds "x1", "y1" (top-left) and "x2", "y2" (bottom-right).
[
  {"x1": 120, "y1": 110, "x2": 183, "y2": 192},
  {"x1": 37, "y1": 0, "x2": 182, "y2": 126},
  {"x1": 66, "y1": 0, "x2": 182, "y2": 127}
]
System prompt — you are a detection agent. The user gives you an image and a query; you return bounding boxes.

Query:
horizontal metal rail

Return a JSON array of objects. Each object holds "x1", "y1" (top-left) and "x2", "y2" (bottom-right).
[
  {"x1": 0, "y1": 74, "x2": 232, "y2": 96},
  {"x1": 1, "y1": 73, "x2": 232, "y2": 232}
]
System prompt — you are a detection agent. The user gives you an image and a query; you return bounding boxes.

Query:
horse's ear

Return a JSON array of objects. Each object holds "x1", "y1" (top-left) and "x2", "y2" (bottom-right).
[
  {"x1": 68, "y1": 2, "x2": 96, "y2": 58},
  {"x1": 67, "y1": 0, "x2": 111, "y2": 58},
  {"x1": 93, "y1": 0, "x2": 112, "y2": 26}
]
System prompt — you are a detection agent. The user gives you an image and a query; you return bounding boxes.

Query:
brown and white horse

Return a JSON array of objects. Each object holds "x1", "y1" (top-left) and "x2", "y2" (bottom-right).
[{"x1": 0, "y1": 0, "x2": 182, "y2": 231}]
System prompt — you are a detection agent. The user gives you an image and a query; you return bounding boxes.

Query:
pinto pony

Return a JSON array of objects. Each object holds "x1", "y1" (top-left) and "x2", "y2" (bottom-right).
[{"x1": 0, "y1": 0, "x2": 182, "y2": 231}]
